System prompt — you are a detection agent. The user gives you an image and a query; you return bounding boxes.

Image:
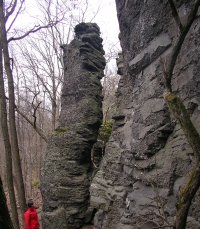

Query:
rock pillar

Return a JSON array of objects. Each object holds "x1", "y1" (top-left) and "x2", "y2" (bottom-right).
[{"x1": 41, "y1": 22, "x2": 105, "y2": 229}]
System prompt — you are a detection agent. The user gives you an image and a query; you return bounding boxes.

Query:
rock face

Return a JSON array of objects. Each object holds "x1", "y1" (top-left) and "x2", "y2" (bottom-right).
[
  {"x1": 91, "y1": 1, "x2": 200, "y2": 228},
  {"x1": 41, "y1": 23, "x2": 105, "y2": 229}
]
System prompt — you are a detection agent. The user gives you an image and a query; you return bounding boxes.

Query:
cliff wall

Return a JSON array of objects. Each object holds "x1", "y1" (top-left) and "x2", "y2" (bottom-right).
[{"x1": 91, "y1": 1, "x2": 200, "y2": 228}]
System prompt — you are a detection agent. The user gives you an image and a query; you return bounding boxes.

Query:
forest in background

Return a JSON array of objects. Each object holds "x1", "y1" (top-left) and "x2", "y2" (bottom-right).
[{"x1": 2, "y1": 1, "x2": 200, "y2": 229}]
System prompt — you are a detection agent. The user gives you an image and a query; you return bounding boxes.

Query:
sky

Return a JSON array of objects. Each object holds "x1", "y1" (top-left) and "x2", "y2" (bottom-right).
[
  {"x1": 12, "y1": 0, "x2": 120, "y2": 48},
  {"x1": 87, "y1": 0, "x2": 121, "y2": 69},
  {"x1": 83, "y1": 0, "x2": 120, "y2": 69},
  {"x1": 86, "y1": 0, "x2": 120, "y2": 46},
  {"x1": 9, "y1": 0, "x2": 120, "y2": 69}
]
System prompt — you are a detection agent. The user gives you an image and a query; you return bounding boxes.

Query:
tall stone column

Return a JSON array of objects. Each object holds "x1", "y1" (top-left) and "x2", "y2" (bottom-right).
[{"x1": 41, "y1": 23, "x2": 105, "y2": 229}]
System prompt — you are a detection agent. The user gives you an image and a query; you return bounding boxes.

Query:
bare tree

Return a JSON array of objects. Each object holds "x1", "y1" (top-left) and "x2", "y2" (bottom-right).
[
  {"x1": 18, "y1": 32, "x2": 63, "y2": 130},
  {"x1": 0, "y1": 0, "x2": 27, "y2": 218},
  {"x1": 0, "y1": 176, "x2": 14, "y2": 229},
  {"x1": 0, "y1": 1, "x2": 108, "y2": 226},
  {"x1": 0, "y1": 9, "x2": 19, "y2": 227},
  {"x1": 162, "y1": 0, "x2": 200, "y2": 228},
  {"x1": 13, "y1": 0, "x2": 84, "y2": 131},
  {"x1": 13, "y1": 0, "x2": 100, "y2": 132},
  {"x1": 0, "y1": 0, "x2": 66, "y2": 226}
]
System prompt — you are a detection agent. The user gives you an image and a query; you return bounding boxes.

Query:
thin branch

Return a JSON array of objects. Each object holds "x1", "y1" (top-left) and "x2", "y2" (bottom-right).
[
  {"x1": 15, "y1": 106, "x2": 48, "y2": 143},
  {"x1": 5, "y1": 0, "x2": 17, "y2": 22},
  {"x1": 81, "y1": 0, "x2": 88, "y2": 22},
  {"x1": 32, "y1": 101, "x2": 42, "y2": 129},
  {"x1": 89, "y1": 4, "x2": 101, "y2": 22},
  {"x1": 6, "y1": 0, "x2": 25, "y2": 33},
  {"x1": 4, "y1": 0, "x2": 15, "y2": 13},
  {"x1": 8, "y1": 21, "x2": 60, "y2": 43},
  {"x1": 21, "y1": 47, "x2": 54, "y2": 102},
  {"x1": 31, "y1": 90, "x2": 40, "y2": 127},
  {"x1": 168, "y1": 0, "x2": 183, "y2": 31},
  {"x1": 66, "y1": 15, "x2": 72, "y2": 44},
  {"x1": 164, "y1": 92, "x2": 200, "y2": 161},
  {"x1": 165, "y1": 0, "x2": 200, "y2": 92}
]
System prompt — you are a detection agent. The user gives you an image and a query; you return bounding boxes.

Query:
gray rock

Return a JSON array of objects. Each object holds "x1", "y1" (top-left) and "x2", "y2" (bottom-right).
[
  {"x1": 91, "y1": 0, "x2": 200, "y2": 228},
  {"x1": 41, "y1": 23, "x2": 105, "y2": 229}
]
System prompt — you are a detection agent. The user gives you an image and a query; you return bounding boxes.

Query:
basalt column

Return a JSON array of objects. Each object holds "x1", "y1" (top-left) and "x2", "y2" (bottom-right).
[{"x1": 41, "y1": 23, "x2": 105, "y2": 229}]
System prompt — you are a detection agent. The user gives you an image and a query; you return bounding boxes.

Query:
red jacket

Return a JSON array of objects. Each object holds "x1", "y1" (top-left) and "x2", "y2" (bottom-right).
[{"x1": 24, "y1": 207, "x2": 40, "y2": 229}]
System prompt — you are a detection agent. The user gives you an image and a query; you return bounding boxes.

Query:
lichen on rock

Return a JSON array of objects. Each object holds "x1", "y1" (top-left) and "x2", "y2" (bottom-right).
[
  {"x1": 41, "y1": 22, "x2": 105, "y2": 229},
  {"x1": 90, "y1": 0, "x2": 200, "y2": 228}
]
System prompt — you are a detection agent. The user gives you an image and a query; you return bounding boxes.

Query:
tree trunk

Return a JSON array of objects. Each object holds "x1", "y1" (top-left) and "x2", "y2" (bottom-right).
[
  {"x1": 164, "y1": 92, "x2": 200, "y2": 229},
  {"x1": 0, "y1": 176, "x2": 14, "y2": 229},
  {"x1": 175, "y1": 166, "x2": 200, "y2": 229},
  {"x1": 52, "y1": 99, "x2": 57, "y2": 130},
  {"x1": 0, "y1": 0, "x2": 26, "y2": 215},
  {"x1": 0, "y1": 30, "x2": 19, "y2": 229}
]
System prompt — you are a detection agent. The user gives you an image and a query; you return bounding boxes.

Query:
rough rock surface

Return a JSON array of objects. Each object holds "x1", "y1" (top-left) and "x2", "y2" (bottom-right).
[
  {"x1": 41, "y1": 23, "x2": 105, "y2": 229},
  {"x1": 91, "y1": 0, "x2": 200, "y2": 228}
]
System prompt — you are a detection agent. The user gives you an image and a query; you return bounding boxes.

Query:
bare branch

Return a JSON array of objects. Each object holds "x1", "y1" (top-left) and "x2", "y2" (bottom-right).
[
  {"x1": 15, "y1": 106, "x2": 48, "y2": 142},
  {"x1": 66, "y1": 16, "x2": 72, "y2": 44},
  {"x1": 164, "y1": 0, "x2": 200, "y2": 92},
  {"x1": 8, "y1": 21, "x2": 60, "y2": 43},
  {"x1": 81, "y1": 0, "x2": 88, "y2": 22},
  {"x1": 89, "y1": 4, "x2": 101, "y2": 22},
  {"x1": 5, "y1": 0, "x2": 15, "y2": 13},
  {"x1": 5, "y1": 0, "x2": 17, "y2": 22},
  {"x1": 32, "y1": 101, "x2": 42, "y2": 129},
  {"x1": 168, "y1": 0, "x2": 183, "y2": 31},
  {"x1": 6, "y1": 0, "x2": 25, "y2": 32},
  {"x1": 164, "y1": 92, "x2": 200, "y2": 160},
  {"x1": 21, "y1": 46, "x2": 55, "y2": 101}
]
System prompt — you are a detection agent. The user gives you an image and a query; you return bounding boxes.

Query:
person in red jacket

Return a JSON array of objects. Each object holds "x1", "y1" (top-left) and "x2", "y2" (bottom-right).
[{"x1": 24, "y1": 199, "x2": 40, "y2": 229}]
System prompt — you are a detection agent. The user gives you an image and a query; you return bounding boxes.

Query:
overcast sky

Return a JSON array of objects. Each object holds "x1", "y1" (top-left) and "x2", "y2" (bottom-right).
[
  {"x1": 13, "y1": 0, "x2": 119, "y2": 45},
  {"x1": 85, "y1": 0, "x2": 120, "y2": 68},
  {"x1": 87, "y1": 0, "x2": 120, "y2": 45},
  {"x1": 10, "y1": 0, "x2": 120, "y2": 68}
]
